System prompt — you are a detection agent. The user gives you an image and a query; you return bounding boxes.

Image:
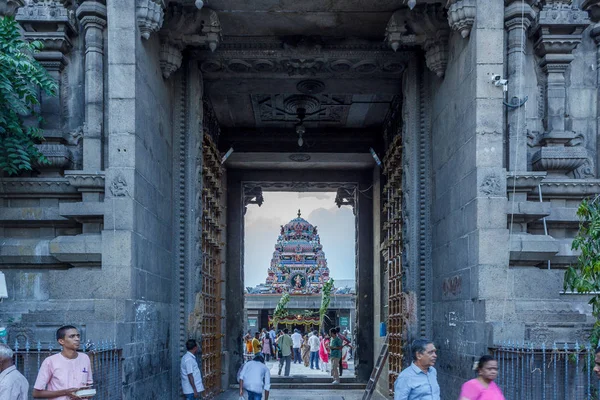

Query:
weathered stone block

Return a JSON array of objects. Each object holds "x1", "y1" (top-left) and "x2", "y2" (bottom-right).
[
  {"x1": 108, "y1": 99, "x2": 136, "y2": 135},
  {"x1": 109, "y1": 64, "x2": 136, "y2": 100}
]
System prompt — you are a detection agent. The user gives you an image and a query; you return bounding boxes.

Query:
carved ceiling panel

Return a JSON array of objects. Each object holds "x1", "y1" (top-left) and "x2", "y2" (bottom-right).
[{"x1": 251, "y1": 94, "x2": 353, "y2": 126}]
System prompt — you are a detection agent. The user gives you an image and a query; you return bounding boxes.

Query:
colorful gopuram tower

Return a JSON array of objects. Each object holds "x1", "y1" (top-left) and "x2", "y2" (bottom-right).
[{"x1": 265, "y1": 210, "x2": 331, "y2": 294}]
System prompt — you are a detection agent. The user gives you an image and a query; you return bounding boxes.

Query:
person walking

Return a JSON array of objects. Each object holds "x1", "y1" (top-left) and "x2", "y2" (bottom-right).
[
  {"x1": 180, "y1": 339, "x2": 205, "y2": 400},
  {"x1": 319, "y1": 332, "x2": 329, "y2": 372},
  {"x1": 252, "y1": 332, "x2": 262, "y2": 355},
  {"x1": 329, "y1": 328, "x2": 342, "y2": 384},
  {"x1": 291, "y1": 329, "x2": 302, "y2": 364},
  {"x1": 239, "y1": 353, "x2": 271, "y2": 400},
  {"x1": 308, "y1": 330, "x2": 320, "y2": 370},
  {"x1": 33, "y1": 325, "x2": 93, "y2": 400},
  {"x1": 0, "y1": 343, "x2": 28, "y2": 399},
  {"x1": 459, "y1": 355, "x2": 505, "y2": 400},
  {"x1": 276, "y1": 328, "x2": 294, "y2": 376},
  {"x1": 269, "y1": 327, "x2": 276, "y2": 355},
  {"x1": 262, "y1": 334, "x2": 272, "y2": 362},
  {"x1": 393, "y1": 338, "x2": 440, "y2": 400},
  {"x1": 301, "y1": 334, "x2": 310, "y2": 367}
]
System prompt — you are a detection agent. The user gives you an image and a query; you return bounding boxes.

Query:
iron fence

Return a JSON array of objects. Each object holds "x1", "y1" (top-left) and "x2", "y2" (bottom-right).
[
  {"x1": 2, "y1": 338, "x2": 122, "y2": 400},
  {"x1": 491, "y1": 342, "x2": 600, "y2": 400}
]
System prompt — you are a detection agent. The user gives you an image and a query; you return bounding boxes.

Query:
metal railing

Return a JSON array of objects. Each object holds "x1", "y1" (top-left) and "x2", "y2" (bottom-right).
[
  {"x1": 3, "y1": 338, "x2": 122, "y2": 400},
  {"x1": 491, "y1": 342, "x2": 600, "y2": 400}
]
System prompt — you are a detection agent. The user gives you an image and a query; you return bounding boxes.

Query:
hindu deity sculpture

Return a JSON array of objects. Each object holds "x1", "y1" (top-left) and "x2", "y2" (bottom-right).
[{"x1": 264, "y1": 210, "x2": 331, "y2": 294}]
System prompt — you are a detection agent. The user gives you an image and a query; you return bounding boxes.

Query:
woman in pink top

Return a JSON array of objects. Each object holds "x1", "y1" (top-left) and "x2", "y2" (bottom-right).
[
  {"x1": 459, "y1": 355, "x2": 505, "y2": 400},
  {"x1": 318, "y1": 332, "x2": 329, "y2": 372}
]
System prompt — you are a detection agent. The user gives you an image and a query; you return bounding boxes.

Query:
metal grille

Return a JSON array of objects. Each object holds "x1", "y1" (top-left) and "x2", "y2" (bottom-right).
[
  {"x1": 9, "y1": 340, "x2": 121, "y2": 400},
  {"x1": 201, "y1": 134, "x2": 224, "y2": 398},
  {"x1": 492, "y1": 342, "x2": 600, "y2": 400},
  {"x1": 382, "y1": 135, "x2": 406, "y2": 395}
]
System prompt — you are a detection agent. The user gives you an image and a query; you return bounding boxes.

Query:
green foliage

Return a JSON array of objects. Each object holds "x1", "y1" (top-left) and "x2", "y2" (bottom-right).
[
  {"x1": 564, "y1": 195, "x2": 600, "y2": 346},
  {"x1": 272, "y1": 293, "x2": 290, "y2": 329},
  {"x1": 0, "y1": 16, "x2": 56, "y2": 175},
  {"x1": 319, "y1": 278, "x2": 334, "y2": 329}
]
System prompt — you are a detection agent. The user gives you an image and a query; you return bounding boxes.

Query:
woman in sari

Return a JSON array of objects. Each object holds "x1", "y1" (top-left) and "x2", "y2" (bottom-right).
[
  {"x1": 319, "y1": 332, "x2": 329, "y2": 372},
  {"x1": 301, "y1": 333, "x2": 310, "y2": 367},
  {"x1": 262, "y1": 334, "x2": 272, "y2": 362}
]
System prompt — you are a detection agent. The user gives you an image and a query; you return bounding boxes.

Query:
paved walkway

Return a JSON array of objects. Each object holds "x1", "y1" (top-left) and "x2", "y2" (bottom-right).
[
  {"x1": 216, "y1": 389, "x2": 385, "y2": 400},
  {"x1": 267, "y1": 358, "x2": 355, "y2": 377}
]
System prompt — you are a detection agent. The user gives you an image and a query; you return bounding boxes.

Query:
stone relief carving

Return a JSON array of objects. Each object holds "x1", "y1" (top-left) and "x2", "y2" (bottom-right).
[
  {"x1": 136, "y1": 0, "x2": 165, "y2": 40},
  {"x1": 34, "y1": 144, "x2": 72, "y2": 171},
  {"x1": 334, "y1": 187, "x2": 356, "y2": 215},
  {"x1": 480, "y1": 174, "x2": 503, "y2": 196},
  {"x1": 109, "y1": 174, "x2": 128, "y2": 197},
  {"x1": 251, "y1": 94, "x2": 352, "y2": 126},
  {"x1": 199, "y1": 56, "x2": 405, "y2": 77},
  {"x1": 446, "y1": 0, "x2": 476, "y2": 38},
  {"x1": 385, "y1": 5, "x2": 449, "y2": 77}
]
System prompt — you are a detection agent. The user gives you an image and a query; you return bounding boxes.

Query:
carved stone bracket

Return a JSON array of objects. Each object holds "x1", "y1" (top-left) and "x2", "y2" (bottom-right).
[
  {"x1": 243, "y1": 184, "x2": 263, "y2": 215},
  {"x1": 386, "y1": 5, "x2": 450, "y2": 77},
  {"x1": 136, "y1": 0, "x2": 165, "y2": 40},
  {"x1": 159, "y1": 6, "x2": 221, "y2": 78},
  {"x1": 446, "y1": 0, "x2": 476, "y2": 38},
  {"x1": 64, "y1": 171, "x2": 105, "y2": 193},
  {"x1": 0, "y1": 0, "x2": 24, "y2": 17},
  {"x1": 159, "y1": 38, "x2": 183, "y2": 79},
  {"x1": 531, "y1": 0, "x2": 590, "y2": 177},
  {"x1": 335, "y1": 186, "x2": 357, "y2": 215}
]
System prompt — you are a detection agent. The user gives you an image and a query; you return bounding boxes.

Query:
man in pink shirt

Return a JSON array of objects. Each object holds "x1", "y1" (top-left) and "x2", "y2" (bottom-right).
[{"x1": 33, "y1": 325, "x2": 93, "y2": 399}]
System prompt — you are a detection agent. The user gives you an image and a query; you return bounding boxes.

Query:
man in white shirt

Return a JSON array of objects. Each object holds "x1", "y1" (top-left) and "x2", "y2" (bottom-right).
[
  {"x1": 0, "y1": 343, "x2": 28, "y2": 400},
  {"x1": 290, "y1": 329, "x2": 303, "y2": 364},
  {"x1": 239, "y1": 353, "x2": 270, "y2": 400},
  {"x1": 181, "y1": 339, "x2": 205, "y2": 399},
  {"x1": 308, "y1": 330, "x2": 320, "y2": 369}
]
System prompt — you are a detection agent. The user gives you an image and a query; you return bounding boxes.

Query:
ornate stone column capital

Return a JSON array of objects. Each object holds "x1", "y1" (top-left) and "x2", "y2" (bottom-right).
[
  {"x1": 385, "y1": 5, "x2": 449, "y2": 77},
  {"x1": 136, "y1": 0, "x2": 165, "y2": 40},
  {"x1": 0, "y1": 0, "x2": 25, "y2": 17},
  {"x1": 159, "y1": 36, "x2": 183, "y2": 79},
  {"x1": 76, "y1": 1, "x2": 107, "y2": 54}
]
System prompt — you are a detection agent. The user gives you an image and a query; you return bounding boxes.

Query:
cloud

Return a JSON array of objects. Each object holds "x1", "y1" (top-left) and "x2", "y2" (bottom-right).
[{"x1": 244, "y1": 192, "x2": 355, "y2": 288}]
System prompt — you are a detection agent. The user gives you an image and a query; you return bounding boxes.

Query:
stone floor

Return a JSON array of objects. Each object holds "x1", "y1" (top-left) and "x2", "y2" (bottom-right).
[
  {"x1": 266, "y1": 357, "x2": 355, "y2": 377},
  {"x1": 216, "y1": 389, "x2": 386, "y2": 400}
]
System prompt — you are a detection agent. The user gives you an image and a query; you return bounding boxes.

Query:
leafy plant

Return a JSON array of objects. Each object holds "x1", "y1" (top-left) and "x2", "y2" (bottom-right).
[
  {"x1": 564, "y1": 195, "x2": 600, "y2": 346},
  {"x1": 319, "y1": 278, "x2": 334, "y2": 330},
  {"x1": 0, "y1": 16, "x2": 56, "y2": 175},
  {"x1": 272, "y1": 292, "x2": 290, "y2": 329}
]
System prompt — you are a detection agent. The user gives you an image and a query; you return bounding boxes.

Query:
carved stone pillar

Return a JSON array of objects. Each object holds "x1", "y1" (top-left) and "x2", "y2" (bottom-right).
[
  {"x1": 583, "y1": 0, "x2": 600, "y2": 176},
  {"x1": 76, "y1": 1, "x2": 106, "y2": 175},
  {"x1": 0, "y1": 0, "x2": 24, "y2": 17},
  {"x1": 385, "y1": 5, "x2": 449, "y2": 78},
  {"x1": 531, "y1": 1, "x2": 590, "y2": 177},
  {"x1": 505, "y1": 1, "x2": 536, "y2": 172},
  {"x1": 16, "y1": 0, "x2": 77, "y2": 175}
]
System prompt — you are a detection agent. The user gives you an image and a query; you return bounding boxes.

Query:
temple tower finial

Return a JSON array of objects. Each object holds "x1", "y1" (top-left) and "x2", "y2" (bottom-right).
[{"x1": 297, "y1": 209, "x2": 301, "y2": 218}]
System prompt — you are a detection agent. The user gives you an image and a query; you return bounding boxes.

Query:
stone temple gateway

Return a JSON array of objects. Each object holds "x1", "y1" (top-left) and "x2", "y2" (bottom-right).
[{"x1": 1, "y1": 0, "x2": 600, "y2": 399}]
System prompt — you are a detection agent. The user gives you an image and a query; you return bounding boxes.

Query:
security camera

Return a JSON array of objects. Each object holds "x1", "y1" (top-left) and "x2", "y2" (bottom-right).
[{"x1": 490, "y1": 74, "x2": 508, "y2": 86}]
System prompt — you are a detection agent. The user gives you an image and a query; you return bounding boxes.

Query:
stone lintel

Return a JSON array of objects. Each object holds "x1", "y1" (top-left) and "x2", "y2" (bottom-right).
[
  {"x1": 509, "y1": 233, "x2": 559, "y2": 266},
  {"x1": 506, "y1": 201, "x2": 551, "y2": 224},
  {"x1": 0, "y1": 178, "x2": 78, "y2": 198},
  {"x1": 49, "y1": 234, "x2": 102, "y2": 267},
  {"x1": 506, "y1": 171, "x2": 548, "y2": 194},
  {"x1": 64, "y1": 170, "x2": 105, "y2": 192},
  {"x1": 0, "y1": 207, "x2": 68, "y2": 223},
  {"x1": 532, "y1": 178, "x2": 600, "y2": 199},
  {"x1": 59, "y1": 202, "x2": 104, "y2": 220}
]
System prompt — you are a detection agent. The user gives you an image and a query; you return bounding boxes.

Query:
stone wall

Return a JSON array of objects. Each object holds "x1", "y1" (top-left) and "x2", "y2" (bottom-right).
[{"x1": 428, "y1": 1, "x2": 508, "y2": 396}]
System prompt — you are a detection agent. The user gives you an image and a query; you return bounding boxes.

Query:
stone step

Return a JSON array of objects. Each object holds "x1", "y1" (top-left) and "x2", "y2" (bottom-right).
[
  {"x1": 232, "y1": 382, "x2": 366, "y2": 390},
  {"x1": 271, "y1": 376, "x2": 359, "y2": 383}
]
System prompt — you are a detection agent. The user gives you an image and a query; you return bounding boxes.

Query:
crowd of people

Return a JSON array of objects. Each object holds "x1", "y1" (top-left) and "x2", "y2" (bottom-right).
[{"x1": 243, "y1": 326, "x2": 352, "y2": 381}]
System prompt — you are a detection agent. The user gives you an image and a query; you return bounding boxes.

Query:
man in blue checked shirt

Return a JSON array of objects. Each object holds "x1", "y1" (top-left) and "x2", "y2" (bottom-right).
[{"x1": 394, "y1": 339, "x2": 440, "y2": 400}]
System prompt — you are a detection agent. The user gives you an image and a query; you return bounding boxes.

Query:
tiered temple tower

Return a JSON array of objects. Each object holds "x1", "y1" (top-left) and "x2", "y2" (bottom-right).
[{"x1": 265, "y1": 210, "x2": 331, "y2": 294}]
